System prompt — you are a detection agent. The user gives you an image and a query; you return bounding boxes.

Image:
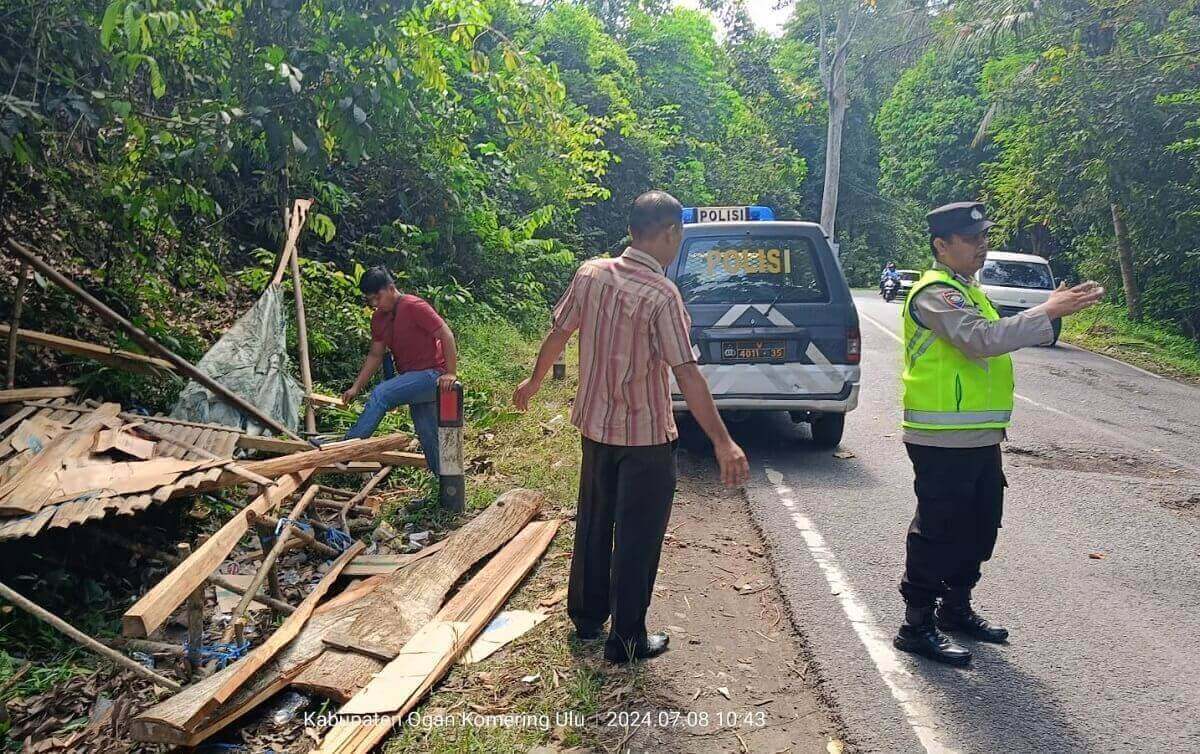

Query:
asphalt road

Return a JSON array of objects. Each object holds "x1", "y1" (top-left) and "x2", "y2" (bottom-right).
[{"x1": 730, "y1": 291, "x2": 1200, "y2": 753}]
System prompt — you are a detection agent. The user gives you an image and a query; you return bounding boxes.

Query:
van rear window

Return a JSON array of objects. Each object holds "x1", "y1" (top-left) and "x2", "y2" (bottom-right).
[{"x1": 675, "y1": 235, "x2": 828, "y2": 305}]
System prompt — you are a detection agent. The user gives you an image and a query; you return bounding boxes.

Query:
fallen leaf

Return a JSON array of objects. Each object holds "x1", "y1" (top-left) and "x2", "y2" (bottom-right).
[
  {"x1": 716, "y1": 686, "x2": 731, "y2": 700},
  {"x1": 520, "y1": 674, "x2": 540, "y2": 684},
  {"x1": 539, "y1": 588, "x2": 568, "y2": 608},
  {"x1": 1088, "y1": 552, "x2": 1105, "y2": 560},
  {"x1": 833, "y1": 450, "x2": 856, "y2": 459}
]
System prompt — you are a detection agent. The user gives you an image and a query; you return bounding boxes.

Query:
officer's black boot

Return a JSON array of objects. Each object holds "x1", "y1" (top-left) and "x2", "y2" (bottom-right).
[
  {"x1": 936, "y1": 593, "x2": 1009, "y2": 643},
  {"x1": 894, "y1": 605, "x2": 972, "y2": 666}
]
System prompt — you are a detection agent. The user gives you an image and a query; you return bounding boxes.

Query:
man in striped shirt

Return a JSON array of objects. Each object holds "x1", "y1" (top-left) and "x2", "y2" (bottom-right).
[{"x1": 514, "y1": 191, "x2": 749, "y2": 663}]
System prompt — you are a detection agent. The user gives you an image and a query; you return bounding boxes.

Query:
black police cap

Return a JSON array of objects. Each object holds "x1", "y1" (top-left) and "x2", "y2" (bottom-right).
[{"x1": 927, "y1": 202, "x2": 995, "y2": 237}]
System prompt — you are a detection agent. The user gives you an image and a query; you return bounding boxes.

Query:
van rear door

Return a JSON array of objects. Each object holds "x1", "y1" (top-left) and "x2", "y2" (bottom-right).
[{"x1": 667, "y1": 222, "x2": 858, "y2": 383}]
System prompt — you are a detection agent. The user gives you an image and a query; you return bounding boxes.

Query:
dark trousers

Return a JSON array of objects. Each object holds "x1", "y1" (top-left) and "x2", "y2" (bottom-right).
[
  {"x1": 900, "y1": 443, "x2": 1006, "y2": 609},
  {"x1": 569, "y1": 437, "x2": 677, "y2": 651}
]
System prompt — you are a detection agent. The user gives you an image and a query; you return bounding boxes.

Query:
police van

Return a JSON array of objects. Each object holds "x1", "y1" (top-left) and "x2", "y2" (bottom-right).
[{"x1": 666, "y1": 205, "x2": 860, "y2": 446}]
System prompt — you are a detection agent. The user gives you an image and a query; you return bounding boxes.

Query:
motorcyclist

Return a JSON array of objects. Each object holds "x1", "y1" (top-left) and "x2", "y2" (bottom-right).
[{"x1": 880, "y1": 262, "x2": 901, "y2": 294}]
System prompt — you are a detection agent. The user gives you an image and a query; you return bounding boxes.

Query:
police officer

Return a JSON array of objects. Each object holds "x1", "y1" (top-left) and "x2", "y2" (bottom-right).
[{"x1": 894, "y1": 201, "x2": 1104, "y2": 666}]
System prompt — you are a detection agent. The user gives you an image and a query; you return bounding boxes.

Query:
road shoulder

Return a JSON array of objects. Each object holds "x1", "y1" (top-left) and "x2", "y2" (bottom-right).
[{"x1": 598, "y1": 450, "x2": 843, "y2": 753}]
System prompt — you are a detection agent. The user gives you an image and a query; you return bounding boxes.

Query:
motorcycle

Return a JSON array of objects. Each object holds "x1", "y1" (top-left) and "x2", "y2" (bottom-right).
[{"x1": 881, "y1": 277, "x2": 900, "y2": 303}]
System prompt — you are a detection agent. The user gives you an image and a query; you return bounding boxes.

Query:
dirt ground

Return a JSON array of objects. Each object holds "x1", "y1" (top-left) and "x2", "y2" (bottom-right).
[{"x1": 596, "y1": 449, "x2": 843, "y2": 754}]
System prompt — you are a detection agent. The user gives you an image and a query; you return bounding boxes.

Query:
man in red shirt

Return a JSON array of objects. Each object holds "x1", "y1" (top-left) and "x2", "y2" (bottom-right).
[
  {"x1": 514, "y1": 191, "x2": 749, "y2": 664},
  {"x1": 341, "y1": 268, "x2": 458, "y2": 474}
]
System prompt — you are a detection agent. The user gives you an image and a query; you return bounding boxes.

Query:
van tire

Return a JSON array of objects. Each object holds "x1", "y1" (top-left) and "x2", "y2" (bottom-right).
[{"x1": 810, "y1": 413, "x2": 845, "y2": 448}]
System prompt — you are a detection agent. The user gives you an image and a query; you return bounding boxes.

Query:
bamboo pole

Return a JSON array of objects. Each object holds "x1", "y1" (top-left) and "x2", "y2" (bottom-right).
[
  {"x1": 5, "y1": 263, "x2": 29, "y2": 388},
  {"x1": 222, "y1": 486, "x2": 319, "y2": 641},
  {"x1": 289, "y1": 246, "x2": 317, "y2": 435},
  {"x1": 4, "y1": 239, "x2": 305, "y2": 442},
  {"x1": 0, "y1": 580, "x2": 181, "y2": 691}
]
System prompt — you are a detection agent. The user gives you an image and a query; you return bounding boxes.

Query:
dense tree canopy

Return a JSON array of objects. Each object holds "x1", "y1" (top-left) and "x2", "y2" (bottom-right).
[{"x1": 2, "y1": 0, "x2": 1198, "y2": 377}]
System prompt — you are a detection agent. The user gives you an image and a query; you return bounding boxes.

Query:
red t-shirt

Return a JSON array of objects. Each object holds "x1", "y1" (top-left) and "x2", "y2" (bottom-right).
[{"x1": 370, "y1": 294, "x2": 447, "y2": 373}]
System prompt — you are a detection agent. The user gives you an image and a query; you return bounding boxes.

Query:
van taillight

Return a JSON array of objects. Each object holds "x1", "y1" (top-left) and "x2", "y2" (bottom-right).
[{"x1": 846, "y1": 327, "x2": 861, "y2": 364}]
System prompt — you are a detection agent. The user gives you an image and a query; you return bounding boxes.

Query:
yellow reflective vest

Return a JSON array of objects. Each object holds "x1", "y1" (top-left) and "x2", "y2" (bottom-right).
[{"x1": 901, "y1": 270, "x2": 1014, "y2": 431}]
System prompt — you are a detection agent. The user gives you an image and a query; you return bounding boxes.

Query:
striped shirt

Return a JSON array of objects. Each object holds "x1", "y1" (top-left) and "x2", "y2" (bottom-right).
[{"x1": 552, "y1": 247, "x2": 696, "y2": 446}]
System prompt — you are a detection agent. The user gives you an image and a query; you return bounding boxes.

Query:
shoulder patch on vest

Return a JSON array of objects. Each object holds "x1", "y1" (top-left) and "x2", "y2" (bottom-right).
[{"x1": 940, "y1": 289, "x2": 967, "y2": 309}]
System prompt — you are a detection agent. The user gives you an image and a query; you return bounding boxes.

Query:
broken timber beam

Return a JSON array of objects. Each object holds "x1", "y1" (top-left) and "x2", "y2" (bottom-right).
[
  {"x1": 0, "y1": 580, "x2": 181, "y2": 691},
  {"x1": 122, "y1": 469, "x2": 313, "y2": 639},
  {"x1": 5, "y1": 239, "x2": 304, "y2": 442},
  {"x1": 0, "y1": 324, "x2": 175, "y2": 376},
  {"x1": 316, "y1": 519, "x2": 561, "y2": 753},
  {"x1": 129, "y1": 489, "x2": 543, "y2": 745},
  {"x1": 236, "y1": 435, "x2": 420, "y2": 479},
  {"x1": 236, "y1": 435, "x2": 424, "y2": 469}
]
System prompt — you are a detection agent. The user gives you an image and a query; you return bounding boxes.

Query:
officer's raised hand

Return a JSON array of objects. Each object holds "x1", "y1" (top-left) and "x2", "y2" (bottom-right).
[{"x1": 1043, "y1": 281, "x2": 1105, "y2": 319}]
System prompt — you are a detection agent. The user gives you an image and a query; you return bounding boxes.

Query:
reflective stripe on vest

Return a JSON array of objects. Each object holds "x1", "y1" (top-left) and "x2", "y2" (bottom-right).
[{"x1": 903, "y1": 409, "x2": 1013, "y2": 426}]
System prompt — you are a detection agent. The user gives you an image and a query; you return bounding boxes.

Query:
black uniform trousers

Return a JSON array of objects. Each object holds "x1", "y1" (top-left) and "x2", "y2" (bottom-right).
[
  {"x1": 900, "y1": 443, "x2": 1006, "y2": 608},
  {"x1": 568, "y1": 436, "x2": 677, "y2": 653}
]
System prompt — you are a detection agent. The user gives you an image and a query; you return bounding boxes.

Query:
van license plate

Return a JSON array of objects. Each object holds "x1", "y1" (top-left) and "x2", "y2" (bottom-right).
[{"x1": 722, "y1": 341, "x2": 786, "y2": 363}]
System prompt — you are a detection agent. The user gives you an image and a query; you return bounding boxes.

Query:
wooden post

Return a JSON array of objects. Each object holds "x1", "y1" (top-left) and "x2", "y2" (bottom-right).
[
  {"x1": 179, "y1": 543, "x2": 205, "y2": 678},
  {"x1": 0, "y1": 580, "x2": 181, "y2": 691},
  {"x1": 5, "y1": 263, "x2": 29, "y2": 389},
  {"x1": 4, "y1": 239, "x2": 305, "y2": 442},
  {"x1": 256, "y1": 527, "x2": 283, "y2": 601},
  {"x1": 289, "y1": 245, "x2": 317, "y2": 435},
  {"x1": 222, "y1": 485, "x2": 320, "y2": 642}
]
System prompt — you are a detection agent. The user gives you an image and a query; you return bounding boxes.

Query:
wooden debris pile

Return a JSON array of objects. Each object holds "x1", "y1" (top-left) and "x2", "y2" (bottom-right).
[{"x1": 128, "y1": 488, "x2": 560, "y2": 753}]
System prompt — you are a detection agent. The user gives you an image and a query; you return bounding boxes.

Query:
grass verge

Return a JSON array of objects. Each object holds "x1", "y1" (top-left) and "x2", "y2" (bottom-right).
[{"x1": 1061, "y1": 303, "x2": 1200, "y2": 383}]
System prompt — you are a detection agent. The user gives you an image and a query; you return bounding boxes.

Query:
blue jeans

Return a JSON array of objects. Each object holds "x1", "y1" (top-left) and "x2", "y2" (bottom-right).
[{"x1": 344, "y1": 365, "x2": 441, "y2": 476}]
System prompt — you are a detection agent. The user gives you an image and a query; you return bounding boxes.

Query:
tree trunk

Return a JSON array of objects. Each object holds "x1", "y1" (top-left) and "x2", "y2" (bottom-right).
[
  {"x1": 820, "y1": 7, "x2": 851, "y2": 245},
  {"x1": 1110, "y1": 201, "x2": 1141, "y2": 321}
]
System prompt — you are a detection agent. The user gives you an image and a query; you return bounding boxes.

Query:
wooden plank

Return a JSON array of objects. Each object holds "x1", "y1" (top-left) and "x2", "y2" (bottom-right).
[
  {"x1": 0, "y1": 386, "x2": 78, "y2": 403},
  {"x1": 0, "y1": 324, "x2": 175, "y2": 375},
  {"x1": 121, "y1": 469, "x2": 312, "y2": 638},
  {"x1": 93, "y1": 428, "x2": 156, "y2": 460},
  {"x1": 236, "y1": 434, "x2": 418, "y2": 480},
  {"x1": 289, "y1": 242, "x2": 317, "y2": 434},
  {"x1": 305, "y1": 393, "x2": 345, "y2": 408},
  {"x1": 293, "y1": 489, "x2": 544, "y2": 700},
  {"x1": 0, "y1": 404, "x2": 37, "y2": 438},
  {"x1": 316, "y1": 520, "x2": 561, "y2": 753},
  {"x1": 129, "y1": 489, "x2": 542, "y2": 744},
  {"x1": 341, "y1": 540, "x2": 447, "y2": 577},
  {"x1": 237, "y1": 435, "x2": 423, "y2": 468},
  {"x1": 0, "y1": 403, "x2": 120, "y2": 515}
]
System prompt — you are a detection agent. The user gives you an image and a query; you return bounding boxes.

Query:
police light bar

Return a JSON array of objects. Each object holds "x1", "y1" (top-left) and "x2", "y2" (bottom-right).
[{"x1": 682, "y1": 205, "x2": 775, "y2": 223}]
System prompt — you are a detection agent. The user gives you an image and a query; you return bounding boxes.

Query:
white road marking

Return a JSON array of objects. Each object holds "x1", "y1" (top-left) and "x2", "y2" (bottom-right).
[
  {"x1": 858, "y1": 308, "x2": 1200, "y2": 477},
  {"x1": 764, "y1": 467, "x2": 957, "y2": 754}
]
